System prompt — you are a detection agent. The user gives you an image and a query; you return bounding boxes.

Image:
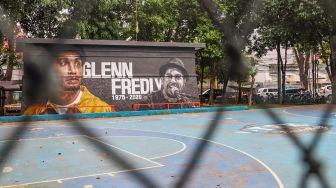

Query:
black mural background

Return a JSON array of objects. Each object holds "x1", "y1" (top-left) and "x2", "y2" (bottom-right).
[{"x1": 19, "y1": 39, "x2": 202, "y2": 111}]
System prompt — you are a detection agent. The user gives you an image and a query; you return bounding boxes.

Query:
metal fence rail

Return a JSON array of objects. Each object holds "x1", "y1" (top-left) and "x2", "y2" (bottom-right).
[{"x1": 0, "y1": 0, "x2": 335, "y2": 187}]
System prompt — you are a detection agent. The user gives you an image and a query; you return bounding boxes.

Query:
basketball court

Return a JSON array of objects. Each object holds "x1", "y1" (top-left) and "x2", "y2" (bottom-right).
[{"x1": 0, "y1": 105, "x2": 335, "y2": 187}]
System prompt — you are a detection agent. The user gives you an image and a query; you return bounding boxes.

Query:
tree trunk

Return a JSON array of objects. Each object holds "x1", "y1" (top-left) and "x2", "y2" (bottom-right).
[
  {"x1": 293, "y1": 48, "x2": 310, "y2": 89},
  {"x1": 248, "y1": 77, "x2": 255, "y2": 106},
  {"x1": 326, "y1": 53, "x2": 332, "y2": 83},
  {"x1": 237, "y1": 80, "x2": 242, "y2": 104},
  {"x1": 330, "y1": 35, "x2": 336, "y2": 104},
  {"x1": 312, "y1": 52, "x2": 316, "y2": 97},
  {"x1": 2, "y1": 62, "x2": 13, "y2": 81},
  {"x1": 209, "y1": 60, "x2": 216, "y2": 105},
  {"x1": 318, "y1": 38, "x2": 332, "y2": 86},
  {"x1": 281, "y1": 45, "x2": 288, "y2": 104},
  {"x1": 220, "y1": 58, "x2": 230, "y2": 103},
  {"x1": 221, "y1": 76, "x2": 229, "y2": 104},
  {"x1": 200, "y1": 59, "x2": 205, "y2": 102},
  {"x1": 276, "y1": 43, "x2": 282, "y2": 104},
  {"x1": 1, "y1": 38, "x2": 15, "y2": 81}
]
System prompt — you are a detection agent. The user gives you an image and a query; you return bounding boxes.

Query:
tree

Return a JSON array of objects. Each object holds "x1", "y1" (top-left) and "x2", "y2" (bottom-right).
[
  {"x1": 195, "y1": 15, "x2": 224, "y2": 104},
  {"x1": 77, "y1": 0, "x2": 125, "y2": 40},
  {"x1": 0, "y1": 1, "x2": 21, "y2": 81},
  {"x1": 198, "y1": 0, "x2": 258, "y2": 105},
  {"x1": 289, "y1": 0, "x2": 330, "y2": 91},
  {"x1": 316, "y1": 0, "x2": 336, "y2": 103},
  {"x1": 248, "y1": 57, "x2": 257, "y2": 106},
  {"x1": 293, "y1": 47, "x2": 310, "y2": 89},
  {"x1": 249, "y1": 0, "x2": 318, "y2": 104},
  {"x1": 0, "y1": 47, "x2": 20, "y2": 81}
]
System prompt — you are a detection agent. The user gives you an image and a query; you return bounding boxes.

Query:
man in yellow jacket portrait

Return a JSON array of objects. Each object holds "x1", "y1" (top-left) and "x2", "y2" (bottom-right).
[{"x1": 24, "y1": 50, "x2": 113, "y2": 115}]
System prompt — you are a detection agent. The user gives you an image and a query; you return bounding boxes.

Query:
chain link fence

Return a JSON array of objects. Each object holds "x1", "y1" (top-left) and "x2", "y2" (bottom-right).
[{"x1": 0, "y1": 0, "x2": 335, "y2": 187}]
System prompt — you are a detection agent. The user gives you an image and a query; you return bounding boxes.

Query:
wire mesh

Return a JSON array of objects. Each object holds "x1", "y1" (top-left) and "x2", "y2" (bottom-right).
[{"x1": 0, "y1": 0, "x2": 335, "y2": 188}]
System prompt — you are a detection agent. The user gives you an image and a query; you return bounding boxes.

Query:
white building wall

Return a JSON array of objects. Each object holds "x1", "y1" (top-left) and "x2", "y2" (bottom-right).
[{"x1": 254, "y1": 48, "x2": 330, "y2": 89}]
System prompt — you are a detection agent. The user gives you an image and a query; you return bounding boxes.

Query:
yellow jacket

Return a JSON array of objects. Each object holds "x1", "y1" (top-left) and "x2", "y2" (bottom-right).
[{"x1": 23, "y1": 86, "x2": 114, "y2": 115}]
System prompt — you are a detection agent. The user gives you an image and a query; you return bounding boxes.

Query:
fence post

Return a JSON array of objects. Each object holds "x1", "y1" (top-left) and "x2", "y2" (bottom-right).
[{"x1": 166, "y1": 103, "x2": 170, "y2": 110}]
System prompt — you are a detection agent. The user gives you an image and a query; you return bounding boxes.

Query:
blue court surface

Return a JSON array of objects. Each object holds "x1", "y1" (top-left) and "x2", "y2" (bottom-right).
[{"x1": 0, "y1": 104, "x2": 335, "y2": 187}]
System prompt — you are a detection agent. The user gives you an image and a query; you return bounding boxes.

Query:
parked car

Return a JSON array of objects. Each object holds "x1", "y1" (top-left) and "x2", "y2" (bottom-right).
[
  {"x1": 285, "y1": 88, "x2": 306, "y2": 97},
  {"x1": 319, "y1": 85, "x2": 332, "y2": 97},
  {"x1": 257, "y1": 88, "x2": 278, "y2": 98},
  {"x1": 319, "y1": 85, "x2": 332, "y2": 103},
  {"x1": 199, "y1": 89, "x2": 223, "y2": 102}
]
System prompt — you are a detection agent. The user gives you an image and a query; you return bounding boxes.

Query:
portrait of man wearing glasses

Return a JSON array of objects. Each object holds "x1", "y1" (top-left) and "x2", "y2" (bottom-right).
[{"x1": 139, "y1": 58, "x2": 194, "y2": 110}]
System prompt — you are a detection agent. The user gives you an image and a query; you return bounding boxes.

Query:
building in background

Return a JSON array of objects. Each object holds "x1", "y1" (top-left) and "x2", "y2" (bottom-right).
[{"x1": 254, "y1": 49, "x2": 330, "y2": 89}]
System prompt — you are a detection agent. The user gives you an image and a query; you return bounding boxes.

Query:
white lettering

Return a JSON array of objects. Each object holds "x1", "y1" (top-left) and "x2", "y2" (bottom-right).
[
  {"x1": 140, "y1": 78, "x2": 149, "y2": 94},
  {"x1": 111, "y1": 62, "x2": 122, "y2": 78},
  {"x1": 111, "y1": 79, "x2": 121, "y2": 95},
  {"x1": 131, "y1": 78, "x2": 140, "y2": 94},
  {"x1": 91, "y1": 62, "x2": 101, "y2": 78},
  {"x1": 101, "y1": 62, "x2": 111, "y2": 78},
  {"x1": 83, "y1": 62, "x2": 91, "y2": 78},
  {"x1": 155, "y1": 78, "x2": 162, "y2": 91},
  {"x1": 149, "y1": 78, "x2": 154, "y2": 93},
  {"x1": 122, "y1": 62, "x2": 133, "y2": 78},
  {"x1": 83, "y1": 62, "x2": 134, "y2": 78},
  {"x1": 121, "y1": 79, "x2": 131, "y2": 94}
]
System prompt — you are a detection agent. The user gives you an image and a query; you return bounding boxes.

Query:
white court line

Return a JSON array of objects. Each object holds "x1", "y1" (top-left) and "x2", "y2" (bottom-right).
[
  {"x1": 1, "y1": 165, "x2": 161, "y2": 188},
  {"x1": 106, "y1": 120, "x2": 143, "y2": 124},
  {"x1": 83, "y1": 135, "x2": 163, "y2": 167},
  {"x1": 95, "y1": 136, "x2": 187, "y2": 160},
  {"x1": 1, "y1": 117, "x2": 285, "y2": 187},
  {"x1": 1, "y1": 136, "x2": 164, "y2": 188},
  {"x1": 0, "y1": 135, "x2": 85, "y2": 142},
  {"x1": 0, "y1": 133, "x2": 186, "y2": 160},
  {"x1": 101, "y1": 127, "x2": 284, "y2": 188},
  {"x1": 178, "y1": 114, "x2": 233, "y2": 121},
  {"x1": 282, "y1": 108, "x2": 333, "y2": 119}
]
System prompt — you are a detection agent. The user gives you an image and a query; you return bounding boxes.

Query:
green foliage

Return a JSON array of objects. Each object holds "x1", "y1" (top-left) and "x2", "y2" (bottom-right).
[
  {"x1": 249, "y1": 0, "x2": 334, "y2": 56},
  {"x1": 77, "y1": 0, "x2": 125, "y2": 40},
  {"x1": 0, "y1": 47, "x2": 20, "y2": 79},
  {"x1": 0, "y1": 47, "x2": 20, "y2": 67},
  {"x1": 247, "y1": 57, "x2": 257, "y2": 78},
  {"x1": 195, "y1": 16, "x2": 224, "y2": 60},
  {"x1": 5, "y1": 0, "x2": 335, "y2": 92}
]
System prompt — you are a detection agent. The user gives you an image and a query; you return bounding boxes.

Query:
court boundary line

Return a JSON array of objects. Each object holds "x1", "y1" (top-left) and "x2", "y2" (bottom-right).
[
  {"x1": 0, "y1": 119, "x2": 283, "y2": 187},
  {"x1": 283, "y1": 108, "x2": 334, "y2": 119},
  {"x1": 0, "y1": 134, "x2": 187, "y2": 160},
  {"x1": 178, "y1": 114, "x2": 234, "y2": 121},
  {"x1": 1, "y1": 165, "x2": 162, "y2": 188},
  {"x1": 83, "y1": 135, "x2": 164, "y2": 167},
  {"x1": 0, "y1": 135, "x2": 85, "y2": 142},
  {"x1": 101, "y1": 127, "x2": 285, "y2": 188},
  {"x1": 95, "y1": 135, "x2": 187, "y2": 160},
  {"x1": 0, "y1": 136, "x2": 164, "y2": 188}
]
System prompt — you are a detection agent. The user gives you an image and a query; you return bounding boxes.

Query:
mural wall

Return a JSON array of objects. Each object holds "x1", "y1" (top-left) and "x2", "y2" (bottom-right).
[{"x1": 18, "y1": 39, "x2": 204, "y2": 115}]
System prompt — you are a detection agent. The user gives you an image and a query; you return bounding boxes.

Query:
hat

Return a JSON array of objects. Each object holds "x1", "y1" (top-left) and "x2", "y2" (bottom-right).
[{"x1": 159, "y1": 58, "x2": 188, "y2": 80}]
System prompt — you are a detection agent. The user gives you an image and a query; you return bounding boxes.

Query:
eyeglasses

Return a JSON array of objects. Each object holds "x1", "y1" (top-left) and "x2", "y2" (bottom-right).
[{"x1": 164, "y1": 73, "x2": 183, "y2": 81}]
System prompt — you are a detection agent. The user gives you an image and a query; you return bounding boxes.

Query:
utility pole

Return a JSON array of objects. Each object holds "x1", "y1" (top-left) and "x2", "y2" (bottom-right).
[
  {"x1": 316, "y1": 60, "x2": 319, "y2": 91},
  {"x1": 312, "y1": 53, "x2": 315, "y2": 98},
  {"x1": 126, "y1": 0, "x2": 144, "y2": 41},
  {"x1": 135, "y1": 0, "x2": 138, "y2": 41}
]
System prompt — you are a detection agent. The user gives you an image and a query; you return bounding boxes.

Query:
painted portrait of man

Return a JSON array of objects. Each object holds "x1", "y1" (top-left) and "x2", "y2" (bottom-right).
[
  {"x1": 23, "y1": 50, "x2": 113, "y2": 115},
  {"x1": 139, "y1": 58, "x2": 194, "y2": 110}
]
